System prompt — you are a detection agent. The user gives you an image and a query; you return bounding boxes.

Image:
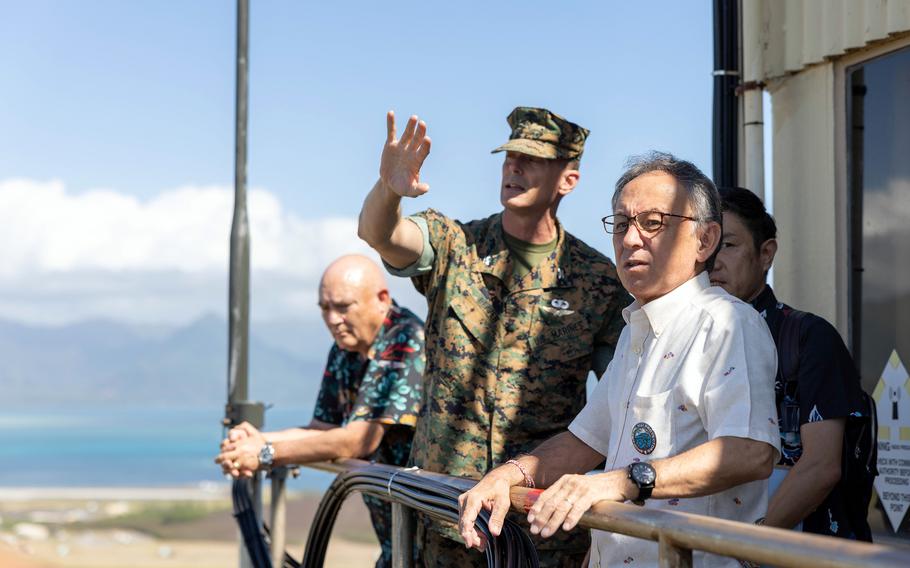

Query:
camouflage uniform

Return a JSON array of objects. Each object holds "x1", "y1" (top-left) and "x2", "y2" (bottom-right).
[
  {"x1": 385, "y1": 107, "x2": 627, "y2": 568},
  {"x1": 312, "y1": 301, "x2": 425, "y2": 568}
]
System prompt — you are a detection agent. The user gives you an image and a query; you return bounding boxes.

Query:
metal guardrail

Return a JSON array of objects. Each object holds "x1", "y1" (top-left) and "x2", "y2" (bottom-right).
[
  {"x1": 294, "y1": 459, "x2": 909, "y2": 568},
  {"x1": 511, "y1": 487, "x2": 907, "y2": 568}
]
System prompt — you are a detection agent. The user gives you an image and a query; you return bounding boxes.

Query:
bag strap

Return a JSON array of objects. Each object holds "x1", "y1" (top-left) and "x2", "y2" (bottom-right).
[
  {"x1": 777, "y1": 308, "x2": 808, "y2": 398},
  {"x1": 862, "y1": 391, "x2": 879, "y2": 475}
]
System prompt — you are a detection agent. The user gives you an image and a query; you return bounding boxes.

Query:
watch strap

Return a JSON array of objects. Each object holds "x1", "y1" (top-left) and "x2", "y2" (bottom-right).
[{"x1": 635, "y1": 480, "x2": 654, "y2": 503}]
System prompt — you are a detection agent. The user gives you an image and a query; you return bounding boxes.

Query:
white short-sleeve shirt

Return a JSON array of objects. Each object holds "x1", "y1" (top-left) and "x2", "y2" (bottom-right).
[{"x1": 569, "y1": 272, "x2": 780, "y2": 568}]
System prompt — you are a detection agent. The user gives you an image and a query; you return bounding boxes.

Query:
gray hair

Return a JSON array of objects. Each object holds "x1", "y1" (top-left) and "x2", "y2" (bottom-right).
[{"x1": 611, "y1": 151, "x2": 722, "y2": 271}]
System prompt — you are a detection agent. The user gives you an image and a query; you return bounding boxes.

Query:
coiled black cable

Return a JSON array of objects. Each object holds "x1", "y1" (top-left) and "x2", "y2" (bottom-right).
[
  {"x1": 300, "y1": 463, "x2": 539, "y2": 568},
  {"x1": 232, "y1": 478, "x2": 274, "y2": 568},
  {"x1": 232, "y1": 463, "x2": 539, "y2": 568},
  {"x1": 232, "y1": 478, "x2": 300, "y2": 568}
]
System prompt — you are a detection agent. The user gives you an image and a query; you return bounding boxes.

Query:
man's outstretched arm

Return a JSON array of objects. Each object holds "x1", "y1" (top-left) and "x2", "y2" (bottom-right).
[
  {"x1": 218, "y1": 419, "x2": 334, "y2": 454},
  {"x1": 458, "y1": 434, "x2": 775, "y2": 548},
  {"x1": 358, "y1": 111, "x2": 431, "y2": 269},
  {"x1": 215, "y1": 420, "x2": 387, "y2": 477},
  {"x1": 525, "y1": 436, "x2": 774, "y2": 540},
  {"x1": 258, "y1": 419, "x2": 335, "y2": 443},
  {"x1": 270, "y1": 420, "x2": 387, "y2": 467}
]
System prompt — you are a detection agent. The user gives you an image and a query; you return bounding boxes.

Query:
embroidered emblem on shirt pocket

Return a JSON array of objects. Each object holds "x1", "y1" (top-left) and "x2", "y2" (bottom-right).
[{"x1": 631, "y1": 422, "x2": 656, "y2": 455}]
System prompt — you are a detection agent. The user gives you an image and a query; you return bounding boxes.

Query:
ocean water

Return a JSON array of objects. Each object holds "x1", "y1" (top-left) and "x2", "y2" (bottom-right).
[{"x1": 0, "y1": 405, "x2": 337, "y2": 490}]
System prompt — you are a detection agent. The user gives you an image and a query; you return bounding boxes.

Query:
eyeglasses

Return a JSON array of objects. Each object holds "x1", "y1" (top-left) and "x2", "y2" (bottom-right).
[{"x1": 601, "y1": 210, "x2": 698, "y2": 236}]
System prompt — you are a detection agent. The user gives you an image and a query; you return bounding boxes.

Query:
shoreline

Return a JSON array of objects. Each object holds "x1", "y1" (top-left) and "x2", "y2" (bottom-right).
[
  {"x1": 0, "y1": 486, "x2": 228, "y2": 502},
  {"x1": 0, "y1": 484, "x2": 322, "y2": 502}
]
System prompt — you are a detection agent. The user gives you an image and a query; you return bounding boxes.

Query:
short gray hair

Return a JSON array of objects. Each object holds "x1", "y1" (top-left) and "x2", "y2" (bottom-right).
[{"x1": 611, "y1": 151, "x2": 722, "y2": 271}]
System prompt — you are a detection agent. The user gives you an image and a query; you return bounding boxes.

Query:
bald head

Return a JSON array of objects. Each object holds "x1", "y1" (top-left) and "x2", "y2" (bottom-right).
[
  {"x1": 318, "y1": 255, "x2": 391, "y2": 356},
  {"x1": 320, "y1": 254, "x2": 388, "y2": 295}
]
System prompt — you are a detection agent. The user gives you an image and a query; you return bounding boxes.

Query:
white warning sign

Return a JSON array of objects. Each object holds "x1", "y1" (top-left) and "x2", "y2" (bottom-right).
[{"x1": 873, "y1": 350, "x2": 910, "y2": 531}]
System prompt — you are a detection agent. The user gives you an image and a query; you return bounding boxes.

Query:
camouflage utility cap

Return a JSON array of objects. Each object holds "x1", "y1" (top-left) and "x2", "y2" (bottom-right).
[{"x1": 492, "y1": 106, "x2": 589, "y2": 161}]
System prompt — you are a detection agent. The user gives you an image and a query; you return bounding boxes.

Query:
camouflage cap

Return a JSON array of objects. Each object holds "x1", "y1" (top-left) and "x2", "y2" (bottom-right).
[{"x1": 491, "y1": 106, "x2": 590, "y2": 161}]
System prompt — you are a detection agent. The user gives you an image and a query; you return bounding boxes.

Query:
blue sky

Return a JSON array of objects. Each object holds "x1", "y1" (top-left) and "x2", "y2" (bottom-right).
[{"x1": 0, "y1": 1, "x2": 713, "y2": 326}]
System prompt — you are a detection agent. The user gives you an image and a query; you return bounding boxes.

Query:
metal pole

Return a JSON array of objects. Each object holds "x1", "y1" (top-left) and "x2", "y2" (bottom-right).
[
  {"x1": 658, "y1": 533, "x2": 693, "y2": 568},
  {"x1": 741, "y1": 0, "x2": 764, "y2": 200},
  {"x1": 712, "y1": 0, "x2": 739, "y2": 188},
  {"x1": 269, "y1": 468, "x2": 289, "y2": 567},
  {"x1": 226, "y1": 1, "x2": 264, "y2": 566},
  {"x1": 391, "y1": 502, "x2": 415, "y2": 568},
  {"x1": 224, "y1": 0, "x2": 264, "y2": 443},
  {"x1": 848, "y1": 69, "x2": 866, "y2": 363},
  {"x1": 227, "y1": 0, "x2": 250, "y2": 415}
]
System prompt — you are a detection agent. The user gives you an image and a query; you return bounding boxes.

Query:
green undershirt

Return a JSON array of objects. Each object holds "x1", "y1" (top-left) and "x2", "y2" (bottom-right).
[{"x1": 503, "y1": 232, "x2": 558, "y2": 281}]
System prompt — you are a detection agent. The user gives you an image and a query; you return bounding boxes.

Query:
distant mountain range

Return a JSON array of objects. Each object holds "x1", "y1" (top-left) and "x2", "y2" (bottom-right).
[{"x1": 0, "y1": 315, "x2": 334, "y2": 408}]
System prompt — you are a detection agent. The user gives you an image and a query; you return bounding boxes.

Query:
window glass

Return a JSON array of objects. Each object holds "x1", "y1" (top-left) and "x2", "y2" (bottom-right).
[{"x1": 849, "y1": 44, "x2": 910, "y2": 539}]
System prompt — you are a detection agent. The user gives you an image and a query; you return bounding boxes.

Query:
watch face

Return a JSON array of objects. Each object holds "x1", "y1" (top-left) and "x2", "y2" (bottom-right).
[
  {"x1": 631, "y1": 462, "x2": 656, "y2": 485},
  {"x1": 259, "y1": 443, "x2": 275, "y2": 466}
]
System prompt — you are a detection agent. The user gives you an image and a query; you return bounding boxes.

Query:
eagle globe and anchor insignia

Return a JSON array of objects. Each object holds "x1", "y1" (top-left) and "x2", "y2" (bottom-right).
[{"x1": 631, "y1": 422, "x2": 656, "y2": 455}]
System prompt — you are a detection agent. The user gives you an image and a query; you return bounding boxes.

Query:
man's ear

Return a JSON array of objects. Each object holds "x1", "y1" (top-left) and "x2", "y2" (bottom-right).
[
  {"x1": 376, "y1": 289, "x2": 391, "y2": 309},
  {"x1": 696, "y1": 221, "x2": 722, "y2": 263},
  {"x1": 759, "y1": 238, "x2": 778, "y2": 272},
  {"x1": 558, "y1": 168, "x2": 580, "y2": 197}
]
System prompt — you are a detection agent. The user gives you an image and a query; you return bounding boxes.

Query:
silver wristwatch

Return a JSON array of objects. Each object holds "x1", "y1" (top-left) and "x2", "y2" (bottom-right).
[{"x1": 258, "y1": 441, "x2": 275, "y2": 469}]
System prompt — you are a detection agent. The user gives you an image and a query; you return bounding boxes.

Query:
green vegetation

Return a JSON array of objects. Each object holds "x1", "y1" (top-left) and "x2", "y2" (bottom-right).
[{"x1": 74, "y1": 500, "x2": 231, "y2": 539}]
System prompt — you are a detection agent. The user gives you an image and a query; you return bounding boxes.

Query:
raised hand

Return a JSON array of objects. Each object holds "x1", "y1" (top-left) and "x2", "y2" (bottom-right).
[{"x1": 379, "y1": 111, "x2": 432, "y2": 198}]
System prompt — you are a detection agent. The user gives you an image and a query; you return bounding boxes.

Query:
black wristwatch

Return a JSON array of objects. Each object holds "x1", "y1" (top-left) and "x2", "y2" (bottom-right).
[{"x1": 627, "y1": 462, "x2": 656, "y2": 505}]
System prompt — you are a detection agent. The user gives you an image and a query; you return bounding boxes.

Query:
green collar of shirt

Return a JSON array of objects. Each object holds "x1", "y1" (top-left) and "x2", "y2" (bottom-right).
[{"x1": 503, "y1": 231, "x2": 559, "y2": 281}]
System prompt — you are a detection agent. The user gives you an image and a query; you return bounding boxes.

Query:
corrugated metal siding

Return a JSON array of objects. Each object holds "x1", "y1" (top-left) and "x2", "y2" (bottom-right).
[{"x1": 755, "y1": 0, "x2": 910, "y2": 80}]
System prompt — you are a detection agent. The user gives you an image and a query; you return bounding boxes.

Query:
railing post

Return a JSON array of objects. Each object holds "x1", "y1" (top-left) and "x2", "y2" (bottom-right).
[
  {"x1": 391, "y1": 502, "x2": 414, "y2": 568},
  {"x1": 270, "y1": 467, "x2": 289, "y2": 567},
  {"x1": 658, "y1": 533, "x2": 693, "y2": 568}
]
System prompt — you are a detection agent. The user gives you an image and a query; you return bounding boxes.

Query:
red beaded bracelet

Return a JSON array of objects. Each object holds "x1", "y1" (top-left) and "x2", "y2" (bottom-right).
[{"x1": 505, "y1": 459, "x2": 535, "y2": 488}]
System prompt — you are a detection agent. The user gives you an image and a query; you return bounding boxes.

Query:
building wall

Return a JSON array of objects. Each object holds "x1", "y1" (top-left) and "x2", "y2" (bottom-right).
[
  {"x1": 768, "y1": 63, "x2": 842, "y2": 329},
  {"x1": 758, "y1": 0, "x2": 910, "y2": 82},
  {"x1": 752, "y1": 1, "x2": 910, "y2": 337}
]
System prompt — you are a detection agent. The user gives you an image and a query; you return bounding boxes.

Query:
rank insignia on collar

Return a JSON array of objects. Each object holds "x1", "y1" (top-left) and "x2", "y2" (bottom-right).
[
  {"x1": 631, "y1": 422, "x2": 656, "y2": 455},
  {"x1": 550, "y1": 298, "x2": 570, "y2": 310}
]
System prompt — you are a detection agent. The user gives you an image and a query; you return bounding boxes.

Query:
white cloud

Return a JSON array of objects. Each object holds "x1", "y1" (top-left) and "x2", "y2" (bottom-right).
[
  {"x1": 857, "y1": 177, "x2": 910, "y2": 301},
  {"x1": 862, "y1": 178, "x2": 910, "y2": 238},
  {"x1": 0, "y1": 178, "x2": 422, "y2": 325},
  {"x1": 0, "y1": 178, "x2": 368, "y2": 274}
]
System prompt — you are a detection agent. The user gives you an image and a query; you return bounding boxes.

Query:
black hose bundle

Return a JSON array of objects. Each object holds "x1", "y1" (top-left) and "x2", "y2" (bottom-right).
[
  {"x1": 232, "y1": 463, "x2": 540, "y2": 568},
  {"x1": 232, "y1": 478, "x2": 274, "y2": 568},
  {"x1": 232, "y1": 478, "x2": 301, "y2": 568},
  {"x1": 301, "y1": 463, "x2": 539, "y2": 568}
]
